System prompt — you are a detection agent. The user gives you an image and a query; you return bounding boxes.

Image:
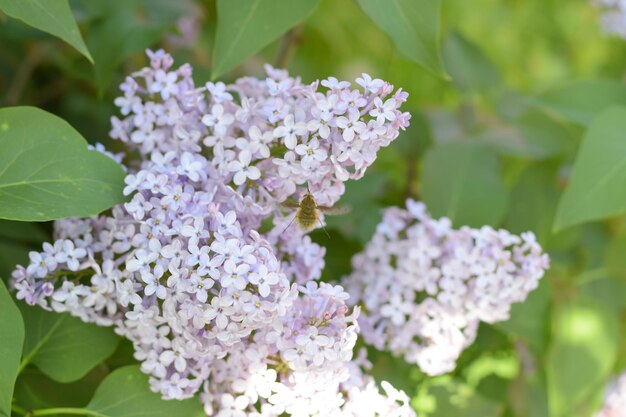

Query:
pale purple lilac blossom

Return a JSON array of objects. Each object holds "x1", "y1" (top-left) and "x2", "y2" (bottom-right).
[
  {"x1": 342, "y1": 200, "x2": 550, "y2": 376},
  {"x1": 12, "y1": 50, "x2": 414, "y2": 416}
]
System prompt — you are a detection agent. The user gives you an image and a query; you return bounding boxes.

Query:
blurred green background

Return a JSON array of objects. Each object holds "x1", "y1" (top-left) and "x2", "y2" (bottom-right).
[{"x1": 3, "y1": 0, "x2": 626, "y2": 416}]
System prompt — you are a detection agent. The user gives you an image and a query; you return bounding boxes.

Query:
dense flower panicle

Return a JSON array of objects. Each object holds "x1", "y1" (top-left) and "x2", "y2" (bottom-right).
[
  {"x1": 595, "y1": 372, "x2": 626, "y2": 417},
  {"x1": 14, "y1": 151, "x2": 296, "y2": 398},
  {"x1": 594, "y1": 0, "x2": 626, "y2": 38},
  {"x1": 343, "y1": 200, "x2": 550, "y2": 376},
  {"x1": 109, "y1": 52, "x2": 410, "y2": 211},
  {"x1": 201, "y1": 282, "x2": 364, "y2": 416},
  {"x1": 12, "y1": 50, "x2": 414, "y2": 415}
]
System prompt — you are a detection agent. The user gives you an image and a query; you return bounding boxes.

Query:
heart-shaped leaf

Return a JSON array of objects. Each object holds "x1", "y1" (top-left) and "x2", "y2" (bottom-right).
[
  {"x1": 212, "y1": 0, "x2": 320, "y2": 79},
  {"x1": 0, "y1": 107, "x2": 126, "y2": 221},
  {"x1": 0, "y1": 280, "x2": 24, "y2": 416},
  {"x1": 19, "y1": 304, "x2": 120, "y2": 383},
  {"x1": 0, "y1": 0, "x2": 92, "y2": 62}
]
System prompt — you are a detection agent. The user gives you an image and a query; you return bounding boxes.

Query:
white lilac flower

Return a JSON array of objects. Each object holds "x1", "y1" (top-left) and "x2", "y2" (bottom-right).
[
  {"x1": 26, "y1": 247, "x2": 57, "y2": 278},
  {"x1": 202, "y1": 104, "x2": 234, "y2": 138},
  {"x1": 273, "y1": 114, "x2": 308, "y2": 150},
  {"x1": 342, "y1": 199, "x2": 550, "y2": 376},
  {"x1": 206, "y1": 81, "x2": 233, "y2": 103},
  {"x1": 295, "y1": 138, "x2": 327, "y2": 170},
  {"x1": 227, "y1": 150, "x2": 261, "y2": 185},
  {"x1": 355, "y1": 73, "x2": 385, "y2": 93},
  {"x1": 150, "y1": 69, "x2": 179, "y2": 100}
]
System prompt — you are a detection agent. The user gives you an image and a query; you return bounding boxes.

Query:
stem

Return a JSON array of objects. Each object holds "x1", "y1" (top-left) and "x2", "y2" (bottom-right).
[
  {"x1": 30, "y1": 408, "x2": 103, "y2": 417},
  {"x1": 404, "y1": 154, "x2": 419, "y2": 200},
  {"x1": 12, "y1": 404, "x2": 28, "y2": 416},
  {"x1": 274, "y1": 26, "x2": 303, "y2": 68},
  {"x1": 574, "y1": 267, "x2": 613, "y2": 286},
  {"x1": 4, "y1": 43, "x2": 48, "y2": 105},
  {"x1": 457, "y1": 98, "x2": 477, "y2": 133}
]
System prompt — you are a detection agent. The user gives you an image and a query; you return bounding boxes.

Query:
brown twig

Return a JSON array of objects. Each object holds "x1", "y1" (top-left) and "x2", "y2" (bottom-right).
[
  {"x1": 4, "y1": 43, "x2": 48, "y2": 105},
  {"x1": 274, "y1": 26, "x2": 304, "y2": 69},
  {"x1": 405, "y1": 155, "x2": 420, "y2": 200}
]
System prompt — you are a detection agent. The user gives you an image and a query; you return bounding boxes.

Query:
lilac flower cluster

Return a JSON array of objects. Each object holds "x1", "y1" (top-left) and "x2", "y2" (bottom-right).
[
  {"x1": 594, "y1": 0, "x2": 626, "y2": 38},
  {"x1": 200, "y1": 282, "x2": 361, "y2": 416},
  {"x1": 343, "y1": 200, "x2": 549, "y2": 376},
  {"x1": 595, "y1": 372, "x2": 626, "y2": 417},
  {"x1": 110, "y1": 49, "x2": 410, "y2": 208},
  {"x1": 12, "y1": 50, "x2": 414, "y2": 416}
]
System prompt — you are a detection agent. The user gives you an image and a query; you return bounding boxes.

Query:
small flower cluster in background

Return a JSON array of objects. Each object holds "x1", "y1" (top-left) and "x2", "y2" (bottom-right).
[
  {"x1": 595, "y1": 372, "x2": 626, "y2": 417},
  {"x1": 594, "y1": 0, "x2": 626, "y2": 38},
  {"x1": 12, "y1": 50, "x2": 415, "y2": 416},
  {"x1": 343, "y1": 200, "x2": 550, "y2": 376}
]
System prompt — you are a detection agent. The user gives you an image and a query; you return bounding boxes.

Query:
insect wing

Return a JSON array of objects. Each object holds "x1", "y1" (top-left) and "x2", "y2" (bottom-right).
[{"x1": 318, "y1": 204, "x2": 351, "y2": 216}]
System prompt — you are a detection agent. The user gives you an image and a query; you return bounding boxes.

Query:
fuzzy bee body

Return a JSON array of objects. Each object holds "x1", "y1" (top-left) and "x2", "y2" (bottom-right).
[
  {"x1": 282, "y1": 190, "x2": 350, "y2": 234},
  {"x1": 295, "y1": 193, "x2": 320, "y2": 231}
]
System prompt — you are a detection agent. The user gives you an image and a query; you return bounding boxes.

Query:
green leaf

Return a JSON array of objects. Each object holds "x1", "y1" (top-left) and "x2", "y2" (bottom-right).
[
  {"x1": 87, "y1": 3, "x2": 177, "y2": 94},
  {"x1": 477, "y1": 111, "x2": 574, "y2": 161},
  {"x1": 420, "y1": 141, "x2": 508, "y2": 227},
  {"x1": 0, "y1": 0, "x2": 93, "y2": 62},
  {"x1": 19, "y1": 304, "x2": 120, "y2": 383},
  {"x1": 443, "y1": 30, "x2": 500, "y2": 93},
  {"x1": 415, "y1": 376, "x2": 501, "y2": 417},
  {"x1": 496, "y1": 278, "x2": 551, "y2": 353},
  {"x1": 576, "y1": 272, "x2": 626, "y2": 313},
  {"x1": 13, "y1": 367, "x2": 107, "y2": 410},
  {"x1": 324, "y1": 173, "x2": 387, "y2": 244},
  {"x1": 0, "y1": 240, "x2": 29, "y2": 284},
  {"x1": 0, "y1": 221, "x2": 48, "y2": 281},
  {"x1": 312, "y1": 230, "x2": 361, "y2": 282},
  {"x1": 0, "y1": 280, "x2": 24, "y2": 416},
  {"x1": 212, "y1": 0, "x2": 321, "y2": 79},
  {"x1": 504, "y1": 164, "x2": 559, "y2": 246},
  {"x1": 0, "y1": 220, "x2": 49, "y2": 242},
  {"x1": 554, "y1": 107, "x2": 626, "y2": 231},
  {"x1": 547, "y1": 300, "x2": 618, "y2": 417},
  {"x1": 356, "y1": 0, "x2": 446, "y2": 77},
  {"x1": 536, "y1": 79, "x2": 626, "y2": 125},
  {"x1": 514, "y1": 109, "x2": 575, "y2": 159},
  {"x1": 85, "y1": 366, "x2": 205, "y2": 417},
  {"x1": 606, "y1": 233, "x2": 626, "y2": 272},
  {"x1": 367, "y1": 347, "x2": 424, "y2": 396},
  {"x1": 0, "y1": 106, "x2": 126, "y2": 221}
]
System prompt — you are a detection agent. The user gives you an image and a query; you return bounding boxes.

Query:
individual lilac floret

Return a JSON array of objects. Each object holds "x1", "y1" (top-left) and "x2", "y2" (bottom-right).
[
  {"x1": 594, "y1": 0, "x2": 626, "y2": 38},
  {"x1": 342, "y1": 200, "x2": 550, "y2": 376}
]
